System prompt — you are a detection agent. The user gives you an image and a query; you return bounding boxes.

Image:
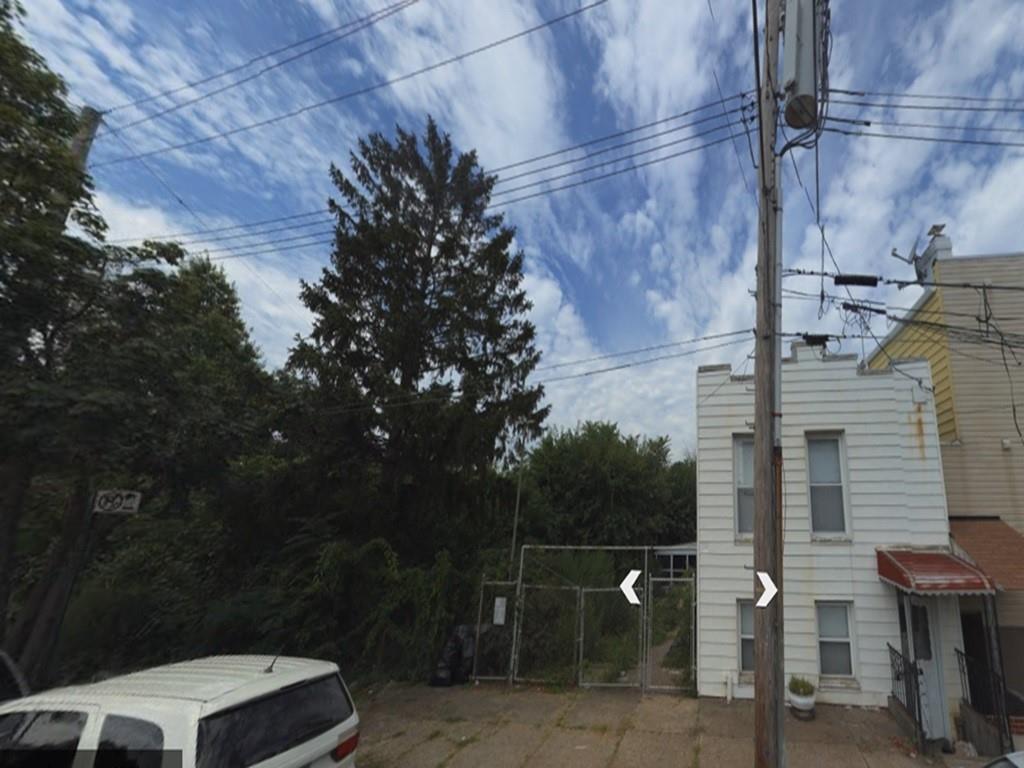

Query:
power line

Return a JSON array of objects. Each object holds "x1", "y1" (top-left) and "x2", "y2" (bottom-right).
[
  {"x1": 491, "y1": 118, "x2": 748, "y2": 198},
  {"x1": 534, "y1": 329, "x2": 752, "y2": 372},
  {"x1": 201, "y1": 132, "x2": 737, "y2": 261},
  {"x1": 92, "y1": 0, "x2": 609, "y2": 168},
  {"x1": 784, "y1": 267, "x2": 1024, "y2": 293},
  {"x1": 493, "y1": 109, "x2": 749, "y2": 186},
  {"x1": 824, "y1": 126, "x2": 1024, "y2": 150},
  {"x1": 828, "y1": 115, "x2": 1024, "y2": 136},
  {"x1": 829, "y1": 87, "x2": 1024, "y2": 105},
  {"x1": 489, "y1": 91, "x2": 751, "y2": 174},
  {"x1": 105, "y1": 0, "x2": 418, "y2": 114},
  {"x1": 104, "y1": 117, "x2": 294, "y2": 304},
  {"x1": 828, "y1": 98, "x2": 1024, "y2": 114},
  {"x1": 107, "y1": 87, "x2": 749, "y2": 246},
  {"x1": 101, "y1": 1, "x2": 416, "y2": 133},
  {"x1": 315, "y1": 334, "x2": 753, "y2": 417}
]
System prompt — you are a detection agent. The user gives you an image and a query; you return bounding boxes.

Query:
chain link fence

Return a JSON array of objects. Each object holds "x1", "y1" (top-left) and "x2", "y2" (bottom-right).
[{"x1": 473, "y1": 545, "x2": 695, "y2": 692}]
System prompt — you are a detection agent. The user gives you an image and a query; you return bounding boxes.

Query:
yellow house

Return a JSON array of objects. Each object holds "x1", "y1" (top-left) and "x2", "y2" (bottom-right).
[{"x1": 867, "y1": 232, "x2": 1024, "y2": 746}]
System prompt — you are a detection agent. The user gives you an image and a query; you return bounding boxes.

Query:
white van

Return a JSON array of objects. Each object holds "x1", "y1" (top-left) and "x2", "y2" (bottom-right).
[{"x1": 0, "y1": 655, "x2": 360, "y2": 767}]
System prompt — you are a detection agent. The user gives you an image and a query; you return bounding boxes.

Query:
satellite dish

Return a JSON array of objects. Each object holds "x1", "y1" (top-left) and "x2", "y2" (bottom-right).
[{"x1": 891, "y1": 231, "x2": 922, "y2": 265}]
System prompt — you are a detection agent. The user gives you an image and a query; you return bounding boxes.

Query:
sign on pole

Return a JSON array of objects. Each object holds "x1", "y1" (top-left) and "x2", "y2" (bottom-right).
[
  {"x1": 93, "y1": 490, "x2": 142, "y2": 515},
  {"x1": 493, "y1": 596, "x2": 507, "y2": 626}
]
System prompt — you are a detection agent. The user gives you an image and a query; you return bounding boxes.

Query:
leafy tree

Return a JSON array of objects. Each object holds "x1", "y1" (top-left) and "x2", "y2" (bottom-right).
[
  {"x1": 0, "y1": 0, "x2": 114, "y2": 643},
  {"x1": 520, "y1": 421, "x2": 693, "y2": 546},
  {"x1": 289, "y1": 117, "x2": 547, "y2": 561}
]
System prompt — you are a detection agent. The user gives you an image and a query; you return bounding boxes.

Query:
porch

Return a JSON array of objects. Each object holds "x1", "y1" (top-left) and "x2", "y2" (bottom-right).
[{"x1": 877, "y1": 547, "x2": 1011, "y2": 755}]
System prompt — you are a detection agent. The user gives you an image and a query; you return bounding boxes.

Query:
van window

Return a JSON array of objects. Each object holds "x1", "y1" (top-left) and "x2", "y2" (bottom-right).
[
  {"x1": 0, "y1": 710, "x2": 88, "y2": 767},
  {"x1": 197, "y1": 674, "x2": 353, "y2": 768},
  {"x1": 96, "y1": 715, "x2": 166, "y2": 768}
]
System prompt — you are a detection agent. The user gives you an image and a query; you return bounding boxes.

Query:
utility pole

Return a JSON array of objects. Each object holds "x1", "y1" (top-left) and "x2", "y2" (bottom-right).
[
  {"x1": 753, "y1": 1, "x2": 785, "y2": 767},
  {"x1": 51, "y1": 106, "x2": 102, "y2": 226}
]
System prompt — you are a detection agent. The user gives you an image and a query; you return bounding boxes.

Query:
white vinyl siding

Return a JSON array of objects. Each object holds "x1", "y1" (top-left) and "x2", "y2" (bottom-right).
[
  {"x1": 734, "y1": 436, "x2": 754, "y2": 536},
  {"x1": 817, "y1": 602, "x2": 853, "y2": 676},
  {"x1": 696, "y1": 347, "x2": 960, "y2": 708},
  {"x1": 808, "y1": 434, "x2": 846, "y2": 535},
  {"x1": 738, "y1": 601, "x2": 754, "y2": 672}
]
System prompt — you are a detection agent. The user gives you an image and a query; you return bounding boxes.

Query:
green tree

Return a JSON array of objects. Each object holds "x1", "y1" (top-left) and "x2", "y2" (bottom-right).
[
  {"x1": 520, "y1": 421, "x2": 693, "y2": 545},
  {"x1": 0, "y1": 0, "x2": 119, "y2": 644},
  {"x1": 289, "y1": 118, "x2": 547, "y2": 561}
]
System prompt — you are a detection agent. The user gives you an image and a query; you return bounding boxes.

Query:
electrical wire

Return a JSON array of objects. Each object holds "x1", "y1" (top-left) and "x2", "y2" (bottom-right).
[
  {"x1": 784, "y1": 267, "x2": 1024, "y2": 293},
  {"x1": 105, "y1": 0, "x2": 417, "y2": 114},
  {"x1": 107, "y1": 89, "x2": 750, "y2": 246},
  {"x1": 315, "y1": 334, "x2": 753, "y2": 417},
  {"x1": 824, "y1": 126, "x2": 1024, "y2": 150},
  {"x1": 101, "y1": 1, "x2": 416, "y2": 133},
  {"x1": 103, "y1": 117, "x2": 294, "y2": 304},
  {"x1": 829, "y1": 87, "x2": 1024, "y2": 105},
  {"x1": 534, "y1": 329, "x2": 752, "y2": 372},
  {"x1": 196, "y1": 130, "x2": 738, "y2": 261},
  {"x1": 827, "y1": 115, "x2": 1024, "y2": 136},
  {"x1": 828, "y1": 98, "x2": 1024, "y2": 114},
  {"x1": 92, "y1": 0, "x2": 610, "y2": 168}
]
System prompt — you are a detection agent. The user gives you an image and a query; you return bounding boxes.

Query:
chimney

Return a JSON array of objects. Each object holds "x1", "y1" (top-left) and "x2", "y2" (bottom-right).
[{"x1": 915, "y1": 224, "x2": 951, "y2": 283}]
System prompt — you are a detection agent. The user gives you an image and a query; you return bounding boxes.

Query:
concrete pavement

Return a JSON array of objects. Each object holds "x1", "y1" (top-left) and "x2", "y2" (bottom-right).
[{"x1": 356, "y1": 683, "x2": 948, "y2": 767}]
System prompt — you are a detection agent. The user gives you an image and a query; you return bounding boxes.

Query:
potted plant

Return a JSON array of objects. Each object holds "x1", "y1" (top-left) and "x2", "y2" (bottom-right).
[{"x1": 788, "y1": 676, "x2": 816, "y2": 719}]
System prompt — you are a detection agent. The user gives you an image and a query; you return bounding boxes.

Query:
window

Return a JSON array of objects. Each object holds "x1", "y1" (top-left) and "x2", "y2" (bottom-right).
[
  {"x1": 808, "y1": 435, "x2": 846, "y2": 534},
  {"x1": 735, "y1": 436, "x2": 754, "y2": 535},
  {"x1": 817, "y1": 602, "x2": 853, "y2": 676},
  {"x1": 96, "y1": 715, "x2": 165, "y2": 768},
  {"x1": 197, "y1": 674, "x2": 354, "y2": 768},
  {"x1": 0, "y1": 710, "x2": 88, "y2": 768},
  {"x1": 738, "y1": 601, "x2": 754, "y2": 672}
]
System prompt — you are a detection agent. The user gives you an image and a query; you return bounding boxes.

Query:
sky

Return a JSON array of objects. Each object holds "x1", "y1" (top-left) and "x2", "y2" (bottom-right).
[{"x1": 22, "y1": 0, "x2": 1024, "y2": 456}]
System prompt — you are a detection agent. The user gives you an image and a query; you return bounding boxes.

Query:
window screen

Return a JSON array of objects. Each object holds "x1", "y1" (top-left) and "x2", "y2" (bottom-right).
[
  {"x1": 197, "y1": 674, "x2": 353, "y2": 768},
  {"x1": 808, "y1": 436, "x2": 845, "y2": 534},
  {"x1": 817, "y1": 602, "x2": 853, "y2": 676},
  {"x1": 735, "y1": 436, "x2": 754, "y2": 534}
]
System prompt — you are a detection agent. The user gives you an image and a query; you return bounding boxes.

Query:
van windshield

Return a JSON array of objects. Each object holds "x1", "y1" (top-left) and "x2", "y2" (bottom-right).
[{"x1": 196, "y1": 674, "x2": 353, "y2": 768}]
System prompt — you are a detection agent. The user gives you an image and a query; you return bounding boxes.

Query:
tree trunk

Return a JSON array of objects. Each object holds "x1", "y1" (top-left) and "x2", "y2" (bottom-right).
[
  {"x1": 0, "y1": 457, "x2": 34, "y2": 647},
  {"x1": 10, "y1": 473, "x2": 92, "y2": 686}
]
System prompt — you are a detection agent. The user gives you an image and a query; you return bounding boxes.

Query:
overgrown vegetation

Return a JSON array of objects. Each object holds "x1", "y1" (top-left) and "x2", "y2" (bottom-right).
[{"x1": 1, "y1": 4, "x2": 698, "y2": 689}]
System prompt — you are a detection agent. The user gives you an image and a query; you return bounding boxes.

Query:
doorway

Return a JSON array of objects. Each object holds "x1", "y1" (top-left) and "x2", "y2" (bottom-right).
[{"x1": 899, "y1": 596, "x2": 947, "y2": 741}]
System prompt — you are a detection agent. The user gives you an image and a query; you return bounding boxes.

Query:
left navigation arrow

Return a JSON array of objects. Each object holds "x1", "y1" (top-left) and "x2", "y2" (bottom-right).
[{"x1": 619, "y1": 569, "x2": 641, "y2": 605}]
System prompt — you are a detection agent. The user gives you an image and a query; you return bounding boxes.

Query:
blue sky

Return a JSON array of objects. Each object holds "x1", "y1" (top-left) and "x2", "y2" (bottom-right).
[{"x1": 24, "y1": 0, "x2": 1024, "y2": 454}]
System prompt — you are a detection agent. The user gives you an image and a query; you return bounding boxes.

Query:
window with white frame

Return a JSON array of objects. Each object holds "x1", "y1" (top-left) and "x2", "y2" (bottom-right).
[
  {"x1": 807, "y1": 434, "x2": 846, "y2": 534},
  {"x1": 738, "y1": 600, "x2": 754, "y2": 672},
  {"x1": 816, "y1": 602, "x2": 853, "y2": 676},
  {"x1": 734, "y1": 436, "x2": 754, "y2": 535}
]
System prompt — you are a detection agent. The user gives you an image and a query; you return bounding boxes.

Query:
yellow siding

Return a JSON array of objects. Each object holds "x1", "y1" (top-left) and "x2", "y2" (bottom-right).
[{"x1": 868, "y1": 289, "x2": 958, "y2": 442}]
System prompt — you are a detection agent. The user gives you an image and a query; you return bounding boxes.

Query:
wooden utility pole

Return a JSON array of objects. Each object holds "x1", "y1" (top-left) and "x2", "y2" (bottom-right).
[{"x1": 753, "y1": 0, "x2": 785, "y2": 766}]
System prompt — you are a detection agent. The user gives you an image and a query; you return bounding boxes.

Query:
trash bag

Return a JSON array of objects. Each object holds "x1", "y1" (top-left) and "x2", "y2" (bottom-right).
[{"x1": 429, "y1": 624, "x2": 476, "y2": 686}]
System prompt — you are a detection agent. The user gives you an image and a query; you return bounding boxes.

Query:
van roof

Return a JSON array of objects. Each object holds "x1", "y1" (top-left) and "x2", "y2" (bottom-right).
[{"x1": 7, "y1": 656, "x2": 341, "y2": 716}]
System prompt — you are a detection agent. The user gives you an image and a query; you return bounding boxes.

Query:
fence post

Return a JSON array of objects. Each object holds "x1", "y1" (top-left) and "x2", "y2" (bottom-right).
[{"x1": 472, "y1": 578, "x2": 485, "y2": 681}]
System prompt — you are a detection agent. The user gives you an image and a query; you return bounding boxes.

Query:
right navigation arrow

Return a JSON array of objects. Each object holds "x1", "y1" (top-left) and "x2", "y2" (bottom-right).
[{"x1": 755, "y1": 571, "x2": 778, "y2": 608}]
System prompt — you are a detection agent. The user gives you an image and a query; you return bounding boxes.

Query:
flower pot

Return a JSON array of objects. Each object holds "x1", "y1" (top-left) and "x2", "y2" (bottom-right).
[{"x1": 789, "y1": 690, "x2": 816, "y2": 720}]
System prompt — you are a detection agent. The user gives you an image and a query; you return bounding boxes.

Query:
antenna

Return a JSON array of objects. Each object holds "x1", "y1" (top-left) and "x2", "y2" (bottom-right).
[
  {"x1": 891, "y1": 230, "x2": 922, "y2": 265},
  {"x1": 264, "y1": 652, "x2": 283, "y2": 673}
]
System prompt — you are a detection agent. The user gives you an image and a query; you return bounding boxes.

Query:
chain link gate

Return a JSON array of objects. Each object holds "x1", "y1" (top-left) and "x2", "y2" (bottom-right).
[
  {"x1": 474, "y1": 545, "x2": 695, "y2": 692},
  {"x1": 472, "y1": 580, "x2": 517, "y2": 680}
]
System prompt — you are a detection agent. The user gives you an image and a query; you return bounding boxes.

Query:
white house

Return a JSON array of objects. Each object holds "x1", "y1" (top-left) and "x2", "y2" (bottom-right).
[{"x1": 695, "y1": 343, "x2": 997, "y2": 746}]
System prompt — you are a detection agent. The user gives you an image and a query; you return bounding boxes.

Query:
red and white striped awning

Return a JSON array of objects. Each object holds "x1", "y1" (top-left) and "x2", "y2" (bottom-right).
[{"x1": 877, "y1": 548, "x2": 995, "y2": 595}]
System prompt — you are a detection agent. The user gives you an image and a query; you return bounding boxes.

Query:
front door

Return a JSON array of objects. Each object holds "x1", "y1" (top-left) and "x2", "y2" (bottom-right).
[{"x1": 905, "y1": 597, "x2": 946, "y2": 740}]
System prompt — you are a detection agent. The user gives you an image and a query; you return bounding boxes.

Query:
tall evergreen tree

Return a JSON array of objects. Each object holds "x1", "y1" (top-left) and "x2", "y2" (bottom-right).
[{"x1": 289, "y1": 118, "x2": 547, "y2": 558}]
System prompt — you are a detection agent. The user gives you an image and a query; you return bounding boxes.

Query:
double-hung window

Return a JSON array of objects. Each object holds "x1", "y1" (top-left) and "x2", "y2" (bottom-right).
[
  {"x1": 734, "y1": 436, "x2": 754, "y2": 535},
  {"x1": 738, "y1": 600, "x2": 754, "y2": 673},
  {"x1": 817, "y1": 602, "x2": 854, "y2": 676},
  {"x1": 808, "y1": 434, "x2": 846, "y2": 535}
]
